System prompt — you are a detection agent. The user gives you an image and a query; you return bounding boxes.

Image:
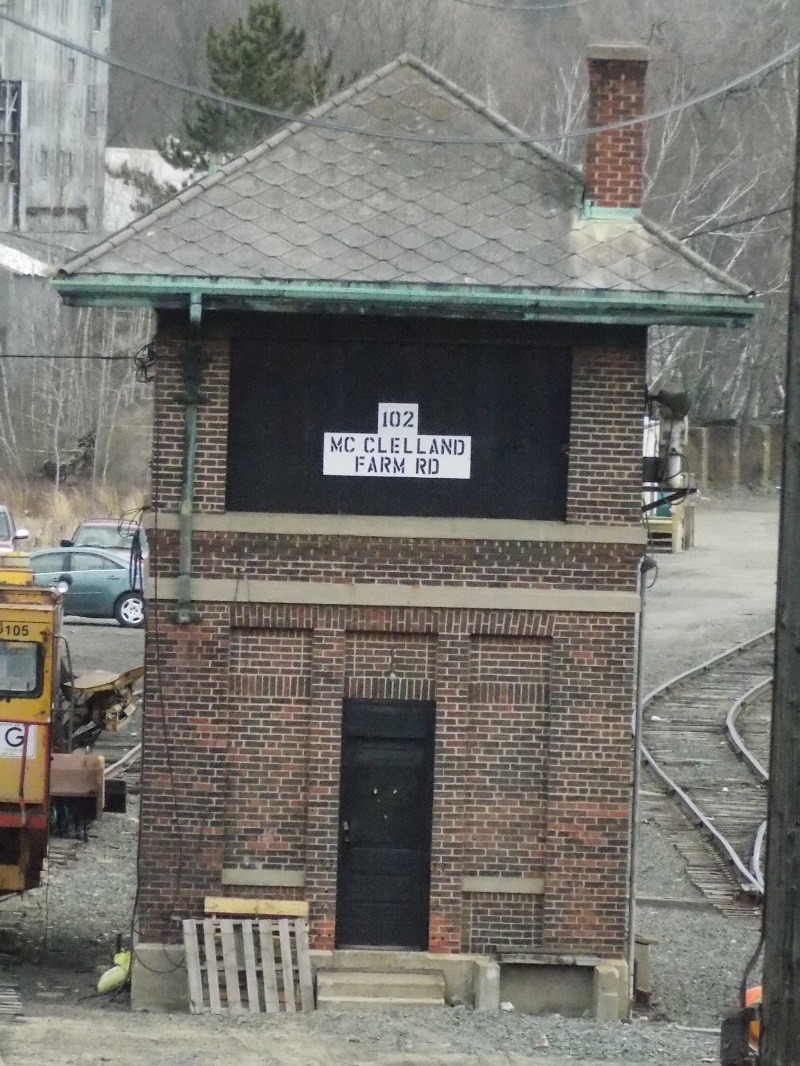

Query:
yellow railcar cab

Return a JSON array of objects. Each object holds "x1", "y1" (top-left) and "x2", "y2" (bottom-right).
[{"x1": 0, "y1": 552, "x2": 63, "y2": 893}]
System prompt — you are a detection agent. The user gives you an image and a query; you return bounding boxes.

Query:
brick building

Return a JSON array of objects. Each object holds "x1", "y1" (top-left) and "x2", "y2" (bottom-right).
[{"x1": 55, "y1": 45, "x2": 755, "y2": 1013}]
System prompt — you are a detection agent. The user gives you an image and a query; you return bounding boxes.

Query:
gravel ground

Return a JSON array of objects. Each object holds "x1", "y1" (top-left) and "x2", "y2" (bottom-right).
[
  {"x1": 0, "y1": 797, "x2": 140, "y2": 1009},
  {"x1": 0, "y1": 1010, "x2": 723, "y2": 1066},
  {"x1": 0, "y1": 494, "x2": 781, "y2": 1065},
  {"x1": 630, "y1": 493, "x2": 777, "y2": 1031}
]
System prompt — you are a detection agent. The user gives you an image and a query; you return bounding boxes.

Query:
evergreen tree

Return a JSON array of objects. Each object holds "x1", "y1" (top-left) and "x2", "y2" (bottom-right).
[{"x1": 163, "y1": 1, "x2": 331, "y2": 169}]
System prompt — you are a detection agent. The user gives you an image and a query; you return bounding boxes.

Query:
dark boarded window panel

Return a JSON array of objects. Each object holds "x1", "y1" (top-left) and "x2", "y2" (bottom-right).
[{"x1": 227, "y1": 334, "x2": 571, "y2": 521}]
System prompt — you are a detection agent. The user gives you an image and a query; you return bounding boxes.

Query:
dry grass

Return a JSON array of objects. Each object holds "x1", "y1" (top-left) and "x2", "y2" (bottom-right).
[{"x1": 0, "y1": 482, "x2": 146, "y2": 549}]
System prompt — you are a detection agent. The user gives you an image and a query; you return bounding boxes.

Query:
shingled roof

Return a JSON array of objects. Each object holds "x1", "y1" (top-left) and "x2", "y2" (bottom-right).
[{"x1": 56, "y1": 55, "x2": 756, "y2": 325}]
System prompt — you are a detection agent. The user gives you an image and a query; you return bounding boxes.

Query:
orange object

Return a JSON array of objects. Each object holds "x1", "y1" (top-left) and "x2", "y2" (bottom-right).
[{"x1": 745, "y1": 986, "x2": 762, "y2": 1051}]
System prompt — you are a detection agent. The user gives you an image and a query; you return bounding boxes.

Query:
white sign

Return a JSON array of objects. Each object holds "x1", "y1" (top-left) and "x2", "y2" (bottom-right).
[
  {"x1": 0, "y1": 723, "x2": 36, "y2": 758},
  {"x1": 323, "y1": 403, "x2": 472, "y2": 480}
]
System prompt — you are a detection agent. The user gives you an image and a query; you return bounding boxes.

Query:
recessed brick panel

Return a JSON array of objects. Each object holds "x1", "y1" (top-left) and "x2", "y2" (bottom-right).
[
  {"x1": 223, "y1": 629, "x2": 311, "y2": 872},
  {"x1": 462, "y1": 893, "x2": 544, "y2": 954},
  {"x1": 464, "y1": 636, "x2": 550, "y2": 885}
]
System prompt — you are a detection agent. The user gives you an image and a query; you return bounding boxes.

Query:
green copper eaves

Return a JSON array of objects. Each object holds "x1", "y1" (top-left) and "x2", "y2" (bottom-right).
[{"x1": 52, "y1": 274, "x2": 760, "y2": 328}]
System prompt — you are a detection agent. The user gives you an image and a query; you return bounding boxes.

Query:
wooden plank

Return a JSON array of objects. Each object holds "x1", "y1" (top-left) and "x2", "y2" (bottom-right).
[
  {"x1": 203, "y1": 919, "x2": 222, "y2": 1015},
  {"x1": 183, "y1": 920, "x2": 206, "y2": 1014},
  {"x1": 204, "y1": 896, "x2": 309, "y2": 918},
  {"x1": 241, "y1": 921, "x2": 261, "y2": 1013},
  {"x1": 294, "y1": 919, "x2": 314, "y2": 1012},
  {"x1": 220, "y1": 919, "x2": 242, "y2": 1014},
  {"x1": 278, "y1": 918, "x2": 296, "y2": 1013},
  {"x1": 258, "y1": 920, "x2": 280, "y2": 1014}
]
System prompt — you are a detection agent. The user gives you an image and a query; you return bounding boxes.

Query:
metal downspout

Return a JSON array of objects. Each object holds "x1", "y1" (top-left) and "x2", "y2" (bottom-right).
[
  {"x1": 627, "y1": 555, "x2": 653, "y2": 1016},
  {"x1": 175, "y1": 294, "x2": 204, "y2": 625}
]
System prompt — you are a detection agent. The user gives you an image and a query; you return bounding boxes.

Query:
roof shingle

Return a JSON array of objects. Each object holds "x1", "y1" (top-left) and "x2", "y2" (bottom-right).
[{"x1": 60, "y1": 55, "x2": 751, "y2": 300}]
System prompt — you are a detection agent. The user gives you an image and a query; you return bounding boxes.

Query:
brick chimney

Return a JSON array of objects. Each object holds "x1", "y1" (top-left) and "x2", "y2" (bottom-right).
[{"x1": 584, "y1": 43, "x2": 651, "y2": 215}]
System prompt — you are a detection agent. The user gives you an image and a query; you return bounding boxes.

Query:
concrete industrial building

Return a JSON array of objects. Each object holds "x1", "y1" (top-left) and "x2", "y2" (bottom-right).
[
  {"x1": 0, "y1": 0, "x2": 109, "y2": 233},
  {"x1": 0, "y1": 0, "x2": 110, "y2": 382},
  {"x1": 55, "y1": 45, "x2": 756, "y2": 1015}
]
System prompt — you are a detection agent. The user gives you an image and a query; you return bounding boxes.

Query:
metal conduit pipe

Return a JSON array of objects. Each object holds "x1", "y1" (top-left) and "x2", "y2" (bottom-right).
[
  {"x1": 174, "y1": 293, "x2": 204, "y2": 625},
  {"x1": 627, "y1": 554, "x2": 654, "y2": 1017}
]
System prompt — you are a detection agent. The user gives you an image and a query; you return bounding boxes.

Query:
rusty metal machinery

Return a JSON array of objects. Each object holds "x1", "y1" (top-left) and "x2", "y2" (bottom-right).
[{"x1": 58, "y1": 665, "x2": 143, "y2": 751}]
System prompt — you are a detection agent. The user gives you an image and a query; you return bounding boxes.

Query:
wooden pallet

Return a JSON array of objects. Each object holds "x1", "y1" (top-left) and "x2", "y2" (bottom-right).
[
  {"x1": 182, "y1": 917, "x2": 314, "y2": 1015},
  {"x1": 0, "y1": 986, "x2": 23, "y2": 1016}
]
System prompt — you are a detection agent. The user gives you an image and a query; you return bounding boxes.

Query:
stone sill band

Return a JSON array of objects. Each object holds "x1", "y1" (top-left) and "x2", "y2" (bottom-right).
[
  {"x1": 146, "y1": 578, "x2": 640, "y2": 614},
  {"x1": 222, "y1": 868, "x2": 306, "y2": 888},
  {"x1": 143, "y1": 511, "x2": 648, "y2": 545},
  {"x1": 221, "y1": 869, "x2": 545, "y2": 895}
]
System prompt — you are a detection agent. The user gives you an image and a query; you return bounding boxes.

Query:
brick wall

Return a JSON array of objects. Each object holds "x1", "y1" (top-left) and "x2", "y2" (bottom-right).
[
  {"x1": 224, "y1": 629, "x2": 311, "y2": 869},
  {"x1": 465, "y1": 636, "x2": 550, "y2": 881},
  {"x1": 138, "y1": 314, "x2": 644, "y2": 961},
  {"x1": 152, "y1": 315, "x2": 229, "y2": 514},
  {"x1": 463, "y1": 894, "x2": 544, "y2": 954},
  {"x1": 567, "y1": 344, "x2": 644, "y2": 525},
  {"x1": 140, "y1": 602, "x2": 633, "y2": 958},
  {"x1": 153, "y1": 531, "x2": 642, "y2": 588}
]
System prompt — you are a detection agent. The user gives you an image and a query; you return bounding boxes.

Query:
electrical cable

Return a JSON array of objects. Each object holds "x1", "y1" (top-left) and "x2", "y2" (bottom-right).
[
  {"x1": 0, "y1": 354, "x2": 134, "y2": 360},
  {"x1": 1, "y1": 10, "x2": 799, "y2": 147},
  {"x1": 448, "y1": 0, "x2": 593, "y2": 9},
  {"x1": 682, "y1": 204, "x2": 792, "y2": 240}
]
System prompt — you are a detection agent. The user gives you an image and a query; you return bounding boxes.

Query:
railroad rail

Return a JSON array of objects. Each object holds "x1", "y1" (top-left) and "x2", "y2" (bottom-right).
[
  {"x1": 640, "y1": 630, "x2": 773, "y2": 910},
  {"x1": 724, "y1": 676, "x2": 772, "y2": 889}
]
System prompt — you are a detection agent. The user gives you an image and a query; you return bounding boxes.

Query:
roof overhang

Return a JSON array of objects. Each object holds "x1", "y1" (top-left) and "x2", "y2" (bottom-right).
[{"x1": 52, "y1": 274, "x2": 760, "y2": 328}]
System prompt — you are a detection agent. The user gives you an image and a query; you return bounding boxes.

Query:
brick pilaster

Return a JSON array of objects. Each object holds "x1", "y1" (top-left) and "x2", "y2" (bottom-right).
[
  {"x1": 428, "y1": 623, "x2": 470, "y2": 953},
  {"x1": 305, "y1": 623, "x2": 346, "y2": 950}
]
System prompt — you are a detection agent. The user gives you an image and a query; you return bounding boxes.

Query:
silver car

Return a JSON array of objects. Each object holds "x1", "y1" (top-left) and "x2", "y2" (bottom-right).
[
  {"x1": 0, "y1": 506, "x2": 29, "y2": 554},
  {"x1": 29, "y1": 547, "x2": 145, "y2": 628}
]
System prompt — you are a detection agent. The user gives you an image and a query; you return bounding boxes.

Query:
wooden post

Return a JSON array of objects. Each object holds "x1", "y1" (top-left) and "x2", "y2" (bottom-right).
[{"x1": 761, "y1": 54, "x2": 800, "y2": 1066}]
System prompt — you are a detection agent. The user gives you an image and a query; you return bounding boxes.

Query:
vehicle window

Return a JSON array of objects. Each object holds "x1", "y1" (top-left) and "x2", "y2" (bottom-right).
[
  {"x1": 69, "y1": 552, "x2": 120, "y2": 572},
  {"x1": 0, "y1": 641, "x2": 42, "y2": 697},
  {"x1": 0, "y1": 513, "x2": 10, "y2": 540},
  {"x1": 29, "y1": 553, "x2": 67, "y2": 574},
  {"x1": 74, "y1": 526, "x2": 131, "y2": 550}
]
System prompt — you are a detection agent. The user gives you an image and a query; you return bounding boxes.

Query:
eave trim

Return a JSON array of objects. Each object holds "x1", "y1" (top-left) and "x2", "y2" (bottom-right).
[{"x1": 52, "y1": 275, "x2": 760, "y2": 327}]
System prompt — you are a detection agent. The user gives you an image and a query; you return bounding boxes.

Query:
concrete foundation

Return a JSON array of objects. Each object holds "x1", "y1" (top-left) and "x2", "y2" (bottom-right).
[
  {"x1": 131, "y1": 942, "x2": 188, "y2": 1013},
  {"x1": 741, "y1": 425, "x2": 770, "y2": 491},
  {"x1": 688, "y1": 421, "x2": 783, "y2": 492},
  {"x1": 310, "y1": 949, "x2": 500, "y2": 1011},
  {"x1": 499, "y1": 956, "x2": 628, "y2": 1019},
  {"x1": 131, "y1": 939, "x2": 626, "y2": 1018}
]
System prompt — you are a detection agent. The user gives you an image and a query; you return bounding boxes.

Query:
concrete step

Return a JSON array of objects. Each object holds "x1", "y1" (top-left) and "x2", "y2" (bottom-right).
[{"x1": 316, "y1": 969, "x2": 446, "y2": 1009}]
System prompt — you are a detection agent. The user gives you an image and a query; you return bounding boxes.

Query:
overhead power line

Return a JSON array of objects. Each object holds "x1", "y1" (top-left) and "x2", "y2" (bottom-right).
[
  {"x1": 448, "y1": 0, "x2": 593, "y2": 9},
  {"x1": 0, "y1": 353, "x2": 134, "y2": 360},
  {"x1": 682, "y1": 204, "x2": 792, "y2": 239},
  {"x1": 1, "y1": 10, "x2": 799, "y2": 147}
]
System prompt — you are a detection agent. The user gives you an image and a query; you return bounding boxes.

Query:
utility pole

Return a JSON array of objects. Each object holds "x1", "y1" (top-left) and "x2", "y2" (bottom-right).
[{"x1": 761, "y1": 55, "x2": 800, "y2": 1066}]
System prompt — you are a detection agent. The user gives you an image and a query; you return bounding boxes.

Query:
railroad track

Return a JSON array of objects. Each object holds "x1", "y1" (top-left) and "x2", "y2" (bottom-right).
[{"x1": 641, "y1": 631, "x2": 773, "y2": 914}]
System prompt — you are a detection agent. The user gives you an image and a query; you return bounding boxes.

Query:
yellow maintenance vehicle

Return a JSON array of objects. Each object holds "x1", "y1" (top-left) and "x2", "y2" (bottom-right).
[{"x1": 0, "y1": 551, "x2": 141, "y2": 896}]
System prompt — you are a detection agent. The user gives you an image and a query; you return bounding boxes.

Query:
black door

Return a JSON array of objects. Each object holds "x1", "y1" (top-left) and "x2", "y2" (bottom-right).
[{"x1": 336, "y1": 700, "x2": 436, "y2": 950}]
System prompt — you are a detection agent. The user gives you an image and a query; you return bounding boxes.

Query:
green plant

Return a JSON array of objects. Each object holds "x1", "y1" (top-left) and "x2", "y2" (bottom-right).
[{"x1": 162, "y1": 0, "x2": 331, "y2": 168}]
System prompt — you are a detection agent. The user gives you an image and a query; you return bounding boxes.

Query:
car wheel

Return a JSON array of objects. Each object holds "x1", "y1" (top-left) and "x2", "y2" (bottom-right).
[{"x1": 114, "y1": 592, "x2": 145, "y2": 628}]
